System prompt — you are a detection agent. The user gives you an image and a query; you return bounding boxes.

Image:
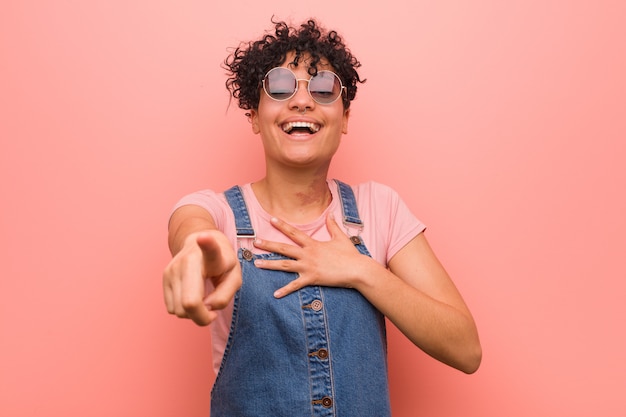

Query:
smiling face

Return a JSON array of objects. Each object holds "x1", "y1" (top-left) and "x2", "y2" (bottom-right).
[{"x1": 249, "y1": 52, "x2": 350, "y2": 171}]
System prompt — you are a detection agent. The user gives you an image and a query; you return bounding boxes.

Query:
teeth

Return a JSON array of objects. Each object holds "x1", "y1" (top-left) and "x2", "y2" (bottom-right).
[{"x1": 281, "y1": 121, "x2": 320, "y2": 133}]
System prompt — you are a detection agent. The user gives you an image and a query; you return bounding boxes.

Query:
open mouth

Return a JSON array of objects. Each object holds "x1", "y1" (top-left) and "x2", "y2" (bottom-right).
[{"x1": 281, "y1": 121, "x2": 321, "y2": 134}]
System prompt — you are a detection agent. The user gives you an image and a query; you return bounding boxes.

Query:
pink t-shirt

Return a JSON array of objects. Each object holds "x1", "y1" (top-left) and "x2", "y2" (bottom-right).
[{"x1": 173, "y1": 179, "x2": 426, "y2": 374}]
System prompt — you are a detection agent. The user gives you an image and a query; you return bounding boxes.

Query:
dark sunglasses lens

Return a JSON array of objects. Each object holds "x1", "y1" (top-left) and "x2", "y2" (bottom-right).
[
  {"x1": 309, "y1": 71, "x2": 342, "y2": 104},
  {"x1": 264, "y1": 68, "x2": 296, "y2": 100}
]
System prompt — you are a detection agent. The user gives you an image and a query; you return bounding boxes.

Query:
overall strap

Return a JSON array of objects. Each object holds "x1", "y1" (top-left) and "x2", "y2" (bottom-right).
[
  {"x1": 223, "y1": 186, "x2": 255, "y2": 239},
  {"x1": 334, "y1": 179, "x2": 363, "y2": 228},
  {"x1": 334, "y1": 180, "x2": 371, "y2": 256}
]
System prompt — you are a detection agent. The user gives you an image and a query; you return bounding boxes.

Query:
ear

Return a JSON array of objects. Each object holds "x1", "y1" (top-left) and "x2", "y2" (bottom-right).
[
  {"x1": 341, "y1": 108, "x2": 351, "y2": 134},
  {"x1": 250, "y1": 109, "x2": 260, "y2": 134}
]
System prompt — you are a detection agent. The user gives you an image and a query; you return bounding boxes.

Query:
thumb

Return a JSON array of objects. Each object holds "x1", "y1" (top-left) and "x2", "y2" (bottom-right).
[{"x1": 204, "y1": 263, "x2": 242, "y2": 311}]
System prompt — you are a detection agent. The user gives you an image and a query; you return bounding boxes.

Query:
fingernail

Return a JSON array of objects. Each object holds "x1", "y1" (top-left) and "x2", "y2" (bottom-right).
[
  {"x1": 271, "y1": 217, "x2": 279, "y2": 224},
  {"x1": 254, "y1": 238, "x2": 263, "y2": 245},
  {"x1": 273, "y1": 290, "x2": 282, "y2": 298}
]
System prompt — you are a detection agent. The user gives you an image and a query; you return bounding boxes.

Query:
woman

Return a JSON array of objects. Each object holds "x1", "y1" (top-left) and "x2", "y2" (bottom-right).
[{"x1": 163, "y1": 18, "x2": 481, "y2": 417}]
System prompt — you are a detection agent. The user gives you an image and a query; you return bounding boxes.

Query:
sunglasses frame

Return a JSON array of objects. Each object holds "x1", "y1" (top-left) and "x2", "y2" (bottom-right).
[{"x1": 262, "y1": 67, "x2": 346, "y2": 105}]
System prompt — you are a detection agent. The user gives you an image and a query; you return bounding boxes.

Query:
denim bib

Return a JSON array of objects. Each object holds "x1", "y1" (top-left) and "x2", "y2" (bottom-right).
[{"x1": 211, "y1": 180, "x2": 390, "y2": 417}]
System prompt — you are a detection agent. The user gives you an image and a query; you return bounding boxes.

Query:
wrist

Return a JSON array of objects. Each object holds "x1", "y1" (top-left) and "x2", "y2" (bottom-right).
[{"x1": 351, "y1": 255, "x2": 386, "y2": 292}]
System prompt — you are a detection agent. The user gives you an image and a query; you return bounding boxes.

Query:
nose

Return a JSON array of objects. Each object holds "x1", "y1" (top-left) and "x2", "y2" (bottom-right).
[{"x1": 289, "y1": 78, "x2": 315, "y2": 112}]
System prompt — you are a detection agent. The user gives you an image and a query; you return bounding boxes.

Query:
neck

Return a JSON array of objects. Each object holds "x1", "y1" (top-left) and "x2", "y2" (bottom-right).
[{"x1": 252, "y1": 169, "x2": 332, "y2": 224}]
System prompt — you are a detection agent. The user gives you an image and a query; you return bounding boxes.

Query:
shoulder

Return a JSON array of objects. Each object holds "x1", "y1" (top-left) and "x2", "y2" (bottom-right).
[
  {"x1": 352, "y1": 180, "x2": 397, "y2": 194},
  {"x1": 173, "y1": 188, "x2": 228, "y2": 210},
  {"x1": 171, "y1": 187, "x2": 238, "y2": 227},
  {"x1": 342, "y1": 179, "x2": 425, "y2": 231},
  {"x1": 335, "y1": 179, "x2": 409, "y2": 224},
  {"x1": 349, "y1": 180, "x2": 403, "y2": 206},
  {"x1": 334, "y1": 180, "x2": 425, "y2": 264}
]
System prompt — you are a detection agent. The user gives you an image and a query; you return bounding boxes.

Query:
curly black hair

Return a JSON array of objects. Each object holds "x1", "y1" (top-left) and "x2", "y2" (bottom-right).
[{"x1": 224, "y1": 18, "x2": 364, "y2": 111}]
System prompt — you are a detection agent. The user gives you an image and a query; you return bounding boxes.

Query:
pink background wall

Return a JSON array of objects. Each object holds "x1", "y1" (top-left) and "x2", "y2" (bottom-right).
[{"x1": 2, "y1": 1, "x2": 625, "y2": 416}]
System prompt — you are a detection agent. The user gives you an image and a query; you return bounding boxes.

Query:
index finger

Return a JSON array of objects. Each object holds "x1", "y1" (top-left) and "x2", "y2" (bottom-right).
[
  {"x1": 178, "y1": 235, "x2": 219, "y2": 326},
  {"x1": 179, "y1": 263, "x2": 214, "y2": 326},
  {"x1": 196, "y1": 233, "x2": 224, "y2": 270}
]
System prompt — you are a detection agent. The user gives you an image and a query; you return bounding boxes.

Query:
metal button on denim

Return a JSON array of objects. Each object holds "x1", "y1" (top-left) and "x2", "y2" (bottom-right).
[
  {"x1": 322, "y1": 396, "x2": 333, "y2": 408},
  {"x1": 311, "y1": 299, "x2": 323, "y2": 311},
  {"x1": 309, "y1": 348, "x2": 329, "y2": 359},
  {"x1": 311, "y1": 396, "x2": 333, "y2": 408},
  {"x1": 350, "y1": 235, "x2": 362, "y2": 245},
  {"x1": 242, "y1": 248, "x2": 253, "y2": 261}
]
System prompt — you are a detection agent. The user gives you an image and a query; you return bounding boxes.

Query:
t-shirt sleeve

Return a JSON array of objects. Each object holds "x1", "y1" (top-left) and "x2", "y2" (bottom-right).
[
  {"x1": 355, "y1": 181, "x2": 426, "y2": 265},
  {"x1": 170, "y1": 189, "x2": 232, "y2": 234},
  {"x1": 385, "y1": 186, "x2": 426, "y2": 262}
]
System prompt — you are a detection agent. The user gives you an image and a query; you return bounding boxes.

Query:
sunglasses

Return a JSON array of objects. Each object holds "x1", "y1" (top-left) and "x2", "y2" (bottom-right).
[{"x1": 262, "y1": 67, "x2": 346, "y2": 105}]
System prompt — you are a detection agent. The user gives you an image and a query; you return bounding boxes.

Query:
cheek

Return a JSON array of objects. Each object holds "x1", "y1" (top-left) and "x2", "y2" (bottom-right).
[
  {"x1": 250, "y1": 99, "x2": 279, "y2": 135},
  {"x1": 254, "y1": 98, "x2": 283, "y2": 128}
]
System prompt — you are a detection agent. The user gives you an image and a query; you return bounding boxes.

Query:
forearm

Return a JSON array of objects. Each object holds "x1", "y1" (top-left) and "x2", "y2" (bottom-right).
[{"x1": 354, "y1": 258, "x2": 481, "y2": 373}]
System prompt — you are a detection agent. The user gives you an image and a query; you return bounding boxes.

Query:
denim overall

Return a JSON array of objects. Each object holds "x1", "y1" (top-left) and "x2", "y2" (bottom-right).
[{"x1": 211, "y1": 180, "x2": 391, "y2": 417}]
